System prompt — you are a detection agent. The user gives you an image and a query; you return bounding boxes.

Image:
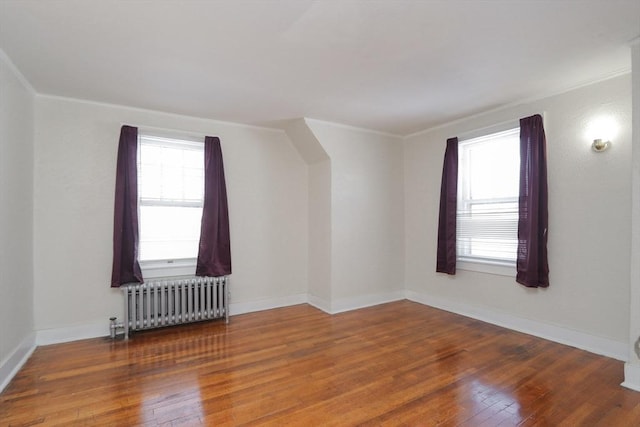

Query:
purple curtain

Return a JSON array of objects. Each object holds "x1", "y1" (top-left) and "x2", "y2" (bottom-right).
[
  {"x1": 111, "y1": 125, "x2": 143, "y2": 287},
  {"x1": 196, "y1": 136, "x2": 232, "y2": 277},
  {"x1": 436, "y1": 137, "x2": 458, "y2": 275},
  {"x1": 517, "y1": 114, "x2": 549, "y2": 288}
]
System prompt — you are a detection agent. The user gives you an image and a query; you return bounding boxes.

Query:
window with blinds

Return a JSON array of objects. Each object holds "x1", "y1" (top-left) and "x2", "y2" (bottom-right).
[
  {"x1": 137, "y1": 134, "x2": 204, "y2": 263},
  {"x1": 457, "y1": 128, "x2": 520, "y2": 265}
]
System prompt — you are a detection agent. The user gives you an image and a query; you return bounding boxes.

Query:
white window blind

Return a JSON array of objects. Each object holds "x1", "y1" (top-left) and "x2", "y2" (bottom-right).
[
  {"x1": 457, "y1": 128, "x2": 520, "y2": 264},
  {"x1": 137, "y1": 135, "x2": 204, "y2": 262}
]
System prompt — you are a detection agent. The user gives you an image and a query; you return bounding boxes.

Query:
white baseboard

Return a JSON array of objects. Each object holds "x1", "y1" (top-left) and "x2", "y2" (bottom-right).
[
  {"x1": 229, "y1": 293, "x2": 308, "y2": 316},
  {"x1": 28, "y1": 290, "x2": 627, "y2": 367},
  {"x1": 32, "y1": 295, "x2": 310, "y2": 346},
  {"x1": 36, "y1": 321, "x2": 109, "y2": 346},
  {"x1": 406, "y1": 290, "x2": 628, "y2": 361},
  {"x1": 325, "y1": 290, "x2": 406, "y2": 314},
  {"x1": 623, "y1": 363, "x2": 640, "y2": 391},
  {"x1": 0, "y1": 332, "x2": 36, "y2": 393},
  {"x1": 307, "y1": 294, "x2": 332, "y2": 313}
]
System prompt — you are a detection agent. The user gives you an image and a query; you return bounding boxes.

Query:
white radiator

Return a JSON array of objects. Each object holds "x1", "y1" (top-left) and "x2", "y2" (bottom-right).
[{"x1": 120, "y1": 276, "x2": 229, "y2": 339}]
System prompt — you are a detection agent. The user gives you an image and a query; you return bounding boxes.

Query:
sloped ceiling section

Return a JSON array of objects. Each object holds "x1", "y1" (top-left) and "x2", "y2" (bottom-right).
[
  {"x1": 0, "y1": 0, "x2": 639, "y2": 135},
  {"x1": 283, "y1": 119, "x2": 328, "y2": 165}
]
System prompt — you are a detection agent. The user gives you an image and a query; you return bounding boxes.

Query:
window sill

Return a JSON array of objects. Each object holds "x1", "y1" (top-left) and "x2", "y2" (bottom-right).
[
  {"x1": 457, "y1": 259, "x2": 516, "y2": 277},
  {"x1": 140, "y1": 258, "x2": 197, "y2": 280}
]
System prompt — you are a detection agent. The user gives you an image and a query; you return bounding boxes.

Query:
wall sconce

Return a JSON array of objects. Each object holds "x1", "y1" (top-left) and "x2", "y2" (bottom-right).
[
  {"x1": 587, "y1": 115, "x2": 617, "y2": 153},
  {"x1": 592, "y1": 138, "x2": 611, "y2": 152}
]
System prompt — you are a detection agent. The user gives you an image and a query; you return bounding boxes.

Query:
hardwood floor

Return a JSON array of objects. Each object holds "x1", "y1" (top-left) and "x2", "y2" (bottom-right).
[{"x1": 2, "y1": 300, "x2": 640, "y2": 426}]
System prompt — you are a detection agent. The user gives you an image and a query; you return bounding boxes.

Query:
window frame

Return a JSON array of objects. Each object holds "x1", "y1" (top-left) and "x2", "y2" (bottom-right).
[
  {"x1": 456, "y1": 123, "x2": 520, "y2": 277},
  {"x1": 136, "y1": 132, "x2": 205, "y2": 279}
]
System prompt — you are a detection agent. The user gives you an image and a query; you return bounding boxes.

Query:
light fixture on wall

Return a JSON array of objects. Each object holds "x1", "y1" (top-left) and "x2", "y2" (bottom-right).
[
  {"x1": 586, "y1": 115, "x2": 617, "y2": 153},
  {"x1": 592, "y1": 138, "x2": 611, "y2": 152}
]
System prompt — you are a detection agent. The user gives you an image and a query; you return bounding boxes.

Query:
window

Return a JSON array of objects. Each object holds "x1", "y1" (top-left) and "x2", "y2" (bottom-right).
[
  {"x1": 137, "y1": 134, "x2": 204, "y2": 277},
  {"x1": 457, "y1": 128, "x2": 520, "y2": 270}
]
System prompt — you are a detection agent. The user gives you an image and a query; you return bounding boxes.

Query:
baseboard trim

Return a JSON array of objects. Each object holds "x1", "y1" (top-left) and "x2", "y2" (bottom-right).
[
  {"x1": 30, "y1": 291, "x2": 626, "y2": 365},
  {"x1": 623, "y1": 363, "x2": 640, "y2": 391},
  {"x1": 32, "y1": 295, "x2": 310, "y2": 346},
  {"x1": 36, "y1": 322, "x2": 109, "y2": 346},
  {"x1": 406, "y1": 290, "x2": 628, "y2": 361},
  {"x1": 327, "y1": 290, "x2": 406, "y2": 314},
  {"x1": 0, "y1": 332, "x2": 36, "y2": 393},
  {"x1": 229, "y1": 293, "x2": 308, "y2": 316},
  {"x1": 307, "y1": 294, "x2": 332, "y2": 314}
]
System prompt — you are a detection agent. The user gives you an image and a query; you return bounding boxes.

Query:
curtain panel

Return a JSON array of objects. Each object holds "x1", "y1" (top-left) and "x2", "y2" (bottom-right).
[
  {"x1": 111, "y1": 125, "x2": 143, "y2": 288},
  {"x1": 517, "y1": 114, "x2": 550, "y2": 287},
  {"x1": 196, "y1": 136, "x2": 232, "y2": 277},
  {"x1": 436, "y1": 137, "x2": 459, "y2": 275}
]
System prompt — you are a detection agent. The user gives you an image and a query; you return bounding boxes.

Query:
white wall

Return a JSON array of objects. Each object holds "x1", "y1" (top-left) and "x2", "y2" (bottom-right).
[
  {"x1": 308, "y1": 160, "x2": 332, "y2": 305},
  {"x1": 306, "y1": 120, "x2": 405, "y2": 311},
  {"x1": 0, "y1": 51, "x2": 35, "y2": 389},
  {"x1": 283, "y1": 119, "x2": 331, "y2": 306},
  {"x1": 624, "y1": 39, "x2": 640, "y2": 389},
  {"x1": 33, "y1": 96, "x2": 308, "y2": 337},
  {"x1": 405, "y1": 75, "x2": 632, "y2": 359}
]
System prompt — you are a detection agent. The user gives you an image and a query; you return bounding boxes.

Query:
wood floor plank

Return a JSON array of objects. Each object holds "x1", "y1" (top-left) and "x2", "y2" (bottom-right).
[{"x1": 1, "y1": 301, "x2": 639, "y2": 426}]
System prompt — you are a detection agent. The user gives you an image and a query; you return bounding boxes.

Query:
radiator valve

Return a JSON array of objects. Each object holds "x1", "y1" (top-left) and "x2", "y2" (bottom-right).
[{"x1": 109, "y1": 317, "x2": 124, "y2": 339}]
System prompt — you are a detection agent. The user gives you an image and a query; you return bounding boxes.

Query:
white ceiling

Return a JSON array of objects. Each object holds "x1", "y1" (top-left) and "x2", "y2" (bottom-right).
[{"x1": 0, "y1": 0, "x2": 638, "y2": 136}]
